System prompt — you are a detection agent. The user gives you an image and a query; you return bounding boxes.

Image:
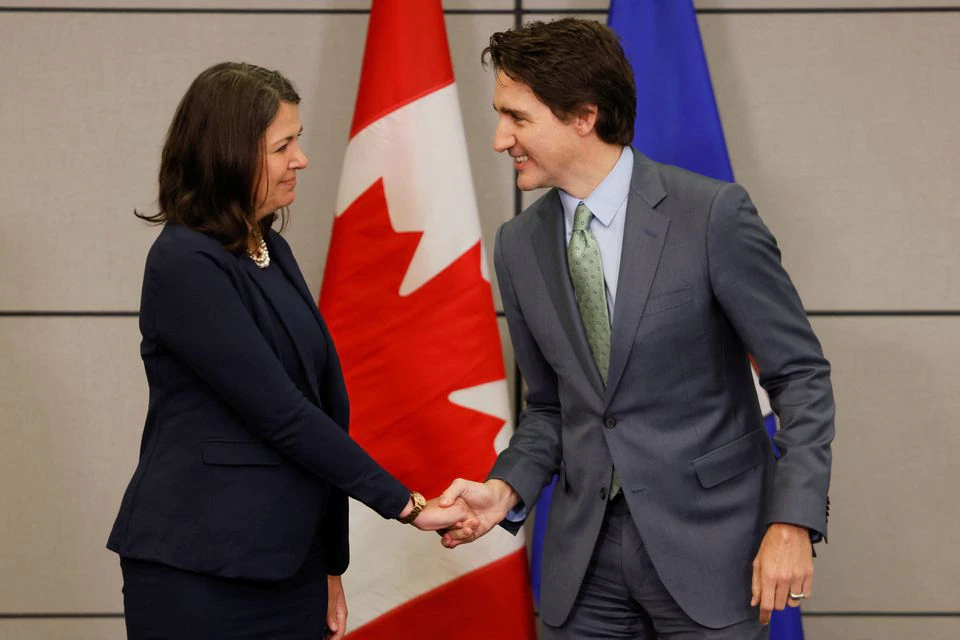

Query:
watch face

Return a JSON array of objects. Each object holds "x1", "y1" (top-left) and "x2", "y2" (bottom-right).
[{"x1": 399, "y1": 492, "x2": 426, "y2": 524}]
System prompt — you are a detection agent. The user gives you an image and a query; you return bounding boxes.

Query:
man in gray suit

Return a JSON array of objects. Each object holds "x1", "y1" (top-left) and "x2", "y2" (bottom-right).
[{"x1": 440, "y1": 18, "x2": 833, "y2": 639}]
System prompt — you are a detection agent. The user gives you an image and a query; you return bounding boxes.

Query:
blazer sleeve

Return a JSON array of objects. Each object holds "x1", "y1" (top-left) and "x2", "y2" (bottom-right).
[
  {"x1": 144, "y1": 239, "x2": 410, "y2": 521},
  {"x1": 488, "y1": 224, "x2": 564, "y2": 533},
  {"x1": 706, "y1": 183, "x2": 835, "y2": 540}
]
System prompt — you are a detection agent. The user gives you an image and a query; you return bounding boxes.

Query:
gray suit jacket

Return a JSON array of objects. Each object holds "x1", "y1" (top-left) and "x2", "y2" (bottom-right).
[{"x1": 490, "y1": 151, "x2": 834, "y2": 629}]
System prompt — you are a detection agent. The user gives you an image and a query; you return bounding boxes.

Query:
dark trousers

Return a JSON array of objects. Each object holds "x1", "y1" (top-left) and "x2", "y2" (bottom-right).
[
  {"x1": 121, "y1": 551, "x2": 328, "y2": 640},
  {"x1": 542, "y1": 496, "x2": 769, "y2": 640}
]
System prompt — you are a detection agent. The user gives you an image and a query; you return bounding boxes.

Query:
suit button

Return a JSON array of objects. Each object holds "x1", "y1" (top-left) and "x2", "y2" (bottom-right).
[
  {"x1": 599, "y1": 487, "x2": 608, "y2": 500},
  {"x1": 604, "y1": 417, "x2": 617, "y2": 429}
]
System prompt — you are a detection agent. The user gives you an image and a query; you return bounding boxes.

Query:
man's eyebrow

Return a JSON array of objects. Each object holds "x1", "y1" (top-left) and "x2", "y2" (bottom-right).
[{"x1": 493, "y1": 104, "x2": 529, "y2": 119}]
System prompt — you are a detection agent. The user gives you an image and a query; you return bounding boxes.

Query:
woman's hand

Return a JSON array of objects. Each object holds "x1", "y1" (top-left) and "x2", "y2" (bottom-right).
[{"x1": 326, "y1": 575, "x2": 347, "y2": 640}]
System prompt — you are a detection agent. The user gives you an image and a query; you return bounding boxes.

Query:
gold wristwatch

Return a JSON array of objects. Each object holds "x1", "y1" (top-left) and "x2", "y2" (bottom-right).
[{"x1": 398, "y1": 491, "x2": 426, "y2": 524}]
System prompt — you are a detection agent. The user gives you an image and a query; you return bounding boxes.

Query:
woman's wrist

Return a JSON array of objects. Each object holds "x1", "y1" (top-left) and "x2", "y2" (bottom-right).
[
  {"x1": 397, "y1": 491, "x2": 426, "y2": 524},
  {"x1": 397, "y1": 496, "x2": 415, "y2": 520}
]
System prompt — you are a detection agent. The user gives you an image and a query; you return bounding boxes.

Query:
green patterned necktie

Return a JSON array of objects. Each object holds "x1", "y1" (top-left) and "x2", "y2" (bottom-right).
[
  {"x1": 568, "y1": 202, "x2": 611, "y2": 384},
  {"x1": 568, "y1": 202, "x2": 621, "y2": 499}
]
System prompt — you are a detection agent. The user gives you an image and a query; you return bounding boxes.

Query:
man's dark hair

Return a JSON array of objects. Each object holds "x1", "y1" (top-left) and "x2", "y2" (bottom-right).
[
  {"x1": 482, "y1": 18, "x2": 636, "y2": 146},
  {"x1": 136, "y1": 62, "x2": 300, "y2": 251}
]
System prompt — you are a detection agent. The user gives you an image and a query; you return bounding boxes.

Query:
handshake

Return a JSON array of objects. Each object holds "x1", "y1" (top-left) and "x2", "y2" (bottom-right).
[{"x1": 400, "y1": 478, "x2": 520, "y2": 549}]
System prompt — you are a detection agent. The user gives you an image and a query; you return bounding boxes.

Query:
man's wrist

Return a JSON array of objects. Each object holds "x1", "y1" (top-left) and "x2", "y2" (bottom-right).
[
  {"x1": 767, "y1": 522, "x2": 811, "y2": 540},
  {"x1": 485, "y1": 479, "x2": 520, "y2": 516}
]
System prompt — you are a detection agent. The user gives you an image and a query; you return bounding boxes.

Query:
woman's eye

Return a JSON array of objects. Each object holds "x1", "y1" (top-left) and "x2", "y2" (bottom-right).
[{"x1": 276, "y1": 144, "x2": 288, "y2": 152}]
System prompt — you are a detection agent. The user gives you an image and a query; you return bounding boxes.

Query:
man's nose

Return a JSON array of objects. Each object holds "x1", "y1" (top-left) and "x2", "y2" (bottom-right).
[{"x1": 493, "y1": 121, "x2": 514, "y2": 153}]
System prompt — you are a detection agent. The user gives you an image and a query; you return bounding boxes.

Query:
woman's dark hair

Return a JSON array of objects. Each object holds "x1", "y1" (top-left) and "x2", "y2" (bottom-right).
[
  {"x1": 136, "y1": 62, "x2": 301, "y2": 251},
  {"x1": 482, "y1": 18, "x2": 636, "y2": 146}
]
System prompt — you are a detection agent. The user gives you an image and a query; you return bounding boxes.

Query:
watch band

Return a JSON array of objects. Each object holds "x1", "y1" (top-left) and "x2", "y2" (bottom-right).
[{"x1": 398, "y1": 490, "x2": 426, "y2": 524}]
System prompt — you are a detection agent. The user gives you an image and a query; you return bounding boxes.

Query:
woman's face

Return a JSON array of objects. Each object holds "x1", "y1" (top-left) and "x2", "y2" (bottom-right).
[{"x1": 254, "y1": 101, "x2": 308, "y2": 220}]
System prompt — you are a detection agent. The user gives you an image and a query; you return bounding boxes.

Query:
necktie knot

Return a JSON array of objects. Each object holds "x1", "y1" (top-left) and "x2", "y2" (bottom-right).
[{"x1": 573, "y1": 202, "x2": 594, "y2": 232}]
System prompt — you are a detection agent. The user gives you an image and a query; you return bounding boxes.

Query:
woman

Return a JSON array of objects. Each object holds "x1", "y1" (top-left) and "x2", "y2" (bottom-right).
[{"x1": 107, "y1": 62, "x2": 472, "y2": 639}]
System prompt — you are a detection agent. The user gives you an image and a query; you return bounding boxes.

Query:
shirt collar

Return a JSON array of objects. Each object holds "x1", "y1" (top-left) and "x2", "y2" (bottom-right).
[{"x1": 560, "y1": 146, "x2": 633, "y2": 229}]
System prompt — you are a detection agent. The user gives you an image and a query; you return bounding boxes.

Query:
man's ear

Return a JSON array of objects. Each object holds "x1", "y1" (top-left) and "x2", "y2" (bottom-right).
[{"x1": 575, "y1": 105, "x2": 599, "y2": 137}]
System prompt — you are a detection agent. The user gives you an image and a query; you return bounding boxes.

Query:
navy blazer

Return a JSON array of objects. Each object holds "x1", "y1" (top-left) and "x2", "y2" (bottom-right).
[{"x1": 107, "y1": 223, "x2": 409, "y2": 580}]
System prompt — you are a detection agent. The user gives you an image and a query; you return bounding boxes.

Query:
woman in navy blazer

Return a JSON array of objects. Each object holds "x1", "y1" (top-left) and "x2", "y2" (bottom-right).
[{"x1": 107, "y1": 62, "x2": 473, "y2": 639}]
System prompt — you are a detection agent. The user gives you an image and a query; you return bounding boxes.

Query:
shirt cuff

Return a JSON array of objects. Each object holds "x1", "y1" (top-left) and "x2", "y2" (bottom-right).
[{"x1": 505, "y1": 503, "x2": 528, "y2": 523}]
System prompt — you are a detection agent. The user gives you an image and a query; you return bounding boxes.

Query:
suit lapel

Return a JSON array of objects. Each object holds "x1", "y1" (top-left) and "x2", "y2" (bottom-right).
[
  {"x1": 271, "y1": 236, "x2": 351, "y2": 428},
  {"x1": 532, "y1": 190, "x2": 605, "y2": 397},
  {"x1": 604, "y1": 153, "x2": 669, "y2": 405},
  {"x1": 240, "y1": 237, "x2": 323, "y2": 406},
  {"x1": 269, "y1": 234, "x2": 327, "y2": 338}
]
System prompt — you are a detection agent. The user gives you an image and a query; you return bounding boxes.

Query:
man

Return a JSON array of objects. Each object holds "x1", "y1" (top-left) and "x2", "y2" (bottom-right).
[{"x1": 440, "y1": 18, "x2": 834, "y2": 639}]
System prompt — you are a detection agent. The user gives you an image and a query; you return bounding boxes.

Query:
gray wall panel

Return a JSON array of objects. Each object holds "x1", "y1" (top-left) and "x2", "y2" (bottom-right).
[
  {"x1": 0, "y1": 619, "x2": 126, "y2": 640},
  {"x1": 806, "y1": 317, "x2": 960, "y2": 611},
  {"x1": 0, "y1": 1, "x2": 514, "y2": 9},
  {"x1": 702, "y1": 12, "x2": 960, "y2": 310},
  {"x1": 0, "y1": 11, "x2": 513, "y2": 311},
  {"x1": 523, "y1": 1, "x2": 960, "y2": 9},
  {"x1": 0, "y1": 318, "x2": 143, "y2": 611},
  {"x1": 1, "y1": 11, "x2": 372, "y2": 310},
  {"x1": 697, "y1": 1, "x2": 960, "y2": 8},
  {"x1": 521, "y1": 0, "x2": 606, "y2": 8}
]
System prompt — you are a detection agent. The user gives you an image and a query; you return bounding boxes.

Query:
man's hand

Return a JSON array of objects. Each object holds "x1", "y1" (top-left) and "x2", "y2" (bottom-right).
[
  {"x1": 437, "y1": 479, "x2": 519, "y2": 549},
  {"x1": 410, "y1": 496, "x2": 479, "y2": 535},
  {"x1": 751, "y1": 523, "x2": 814, "y2": 624},
  {"x1": 325, "y1": 575, "x2": 347, "y2": 640}
]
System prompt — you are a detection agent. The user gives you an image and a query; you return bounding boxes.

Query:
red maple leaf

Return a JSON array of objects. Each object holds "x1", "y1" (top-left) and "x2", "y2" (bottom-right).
[{"x1": 319, "y1": 178, "x2": 506, "y2": 498}]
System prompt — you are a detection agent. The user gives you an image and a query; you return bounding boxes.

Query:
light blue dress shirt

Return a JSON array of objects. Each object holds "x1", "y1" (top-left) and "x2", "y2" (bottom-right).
[
  {"x1": 558, "y1": 146, "x2": 633, "y2": 322},
  {"x1": 505, "y1": 146, "x2": 633, "y2": 522}
]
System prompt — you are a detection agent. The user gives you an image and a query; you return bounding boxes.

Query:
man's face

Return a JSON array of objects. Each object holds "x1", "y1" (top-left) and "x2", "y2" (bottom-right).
[{"x1": 492, "y1": 71, "x2": 582, "y2": 192}]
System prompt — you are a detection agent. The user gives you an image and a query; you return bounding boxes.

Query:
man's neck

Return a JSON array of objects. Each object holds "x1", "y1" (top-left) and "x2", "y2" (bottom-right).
[{"x1": 561, "y1": 143, "x2": 625, "y2": 200}]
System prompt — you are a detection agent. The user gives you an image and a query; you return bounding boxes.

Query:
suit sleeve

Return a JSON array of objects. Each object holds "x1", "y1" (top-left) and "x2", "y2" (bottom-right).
[
  {"x1": 706, "y1": 183, "x2": 834, "y2": 540},
  {"x1": 488, "y1": 224, "x2": 564, "y2": 533},
  {"x1": 145, "y1": 241, "x2": 409, "y2": 521}
]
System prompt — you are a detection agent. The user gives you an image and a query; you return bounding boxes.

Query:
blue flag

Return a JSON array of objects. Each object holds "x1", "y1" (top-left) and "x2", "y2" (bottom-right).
[
  {"x1": 611, "y1": 0, "x2": 733, "y2": 182},
  {"x1": 528, "y1": 2, "x2": 803, "y2": 638}
]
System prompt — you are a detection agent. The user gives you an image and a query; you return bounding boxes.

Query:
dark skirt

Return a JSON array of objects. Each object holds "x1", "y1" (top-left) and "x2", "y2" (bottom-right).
[{"x1": 120, "y1": 550, "x2": 328, "y2": 640}]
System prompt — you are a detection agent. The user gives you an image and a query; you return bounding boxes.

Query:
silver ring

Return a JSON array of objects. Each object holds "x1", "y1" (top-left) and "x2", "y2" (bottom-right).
[{"x1": 788, "y1": 591, "x2": 806, "y2": 600}]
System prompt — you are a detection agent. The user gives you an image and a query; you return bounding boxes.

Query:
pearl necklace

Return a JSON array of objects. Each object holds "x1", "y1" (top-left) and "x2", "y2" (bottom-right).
[{"x1": 248, "y1": 234, "x2": 271, "y2": 269}]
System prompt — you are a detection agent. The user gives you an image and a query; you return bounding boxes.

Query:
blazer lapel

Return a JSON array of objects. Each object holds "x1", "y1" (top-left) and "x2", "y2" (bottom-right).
[
  {"x1": 240, "y1": 239, "x2": 323, "y2": 406},
  {"x1": 269, "y1": 234, "x2": 328, "y2": 339},
  {"x1": 604, "y1": 153, "x2": 669, "y2": 405},
  {"x1": 532, "y1": 190, "x2": 605, "y2": 397}
]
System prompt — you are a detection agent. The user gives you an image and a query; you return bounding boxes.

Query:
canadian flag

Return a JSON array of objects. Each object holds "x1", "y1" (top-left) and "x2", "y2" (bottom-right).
[{"x1": 318, "y1": 1, "x2": 536, "y2": 637}]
